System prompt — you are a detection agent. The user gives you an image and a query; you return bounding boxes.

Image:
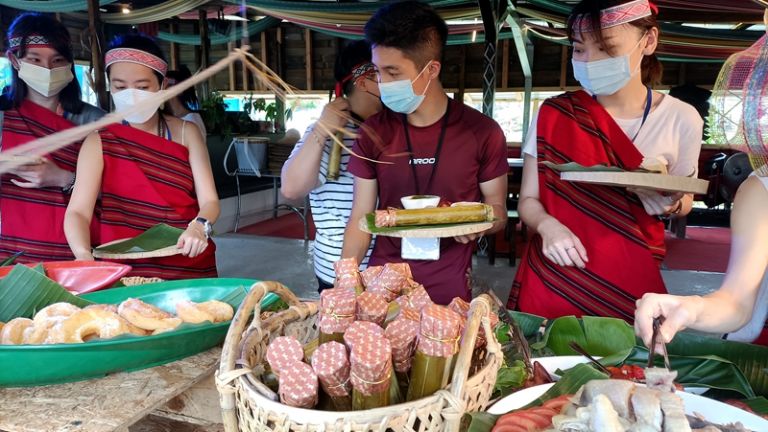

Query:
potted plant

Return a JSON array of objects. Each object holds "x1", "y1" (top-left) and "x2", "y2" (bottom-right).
[{"x1": 243, "y1": 94, "x2": 293, "y2": 133}]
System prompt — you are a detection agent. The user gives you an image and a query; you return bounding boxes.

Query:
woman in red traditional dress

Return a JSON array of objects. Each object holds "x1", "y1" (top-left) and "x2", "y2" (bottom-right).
[
  {"x1": 65, "y1": 34, "x2": 219, "y2": 279},
  {"x1": 0, "y1": 13, "x2": 104, "y2": 263},
  {"x1": 507, "y1": 0, "x2": 703, "y2": 322}
]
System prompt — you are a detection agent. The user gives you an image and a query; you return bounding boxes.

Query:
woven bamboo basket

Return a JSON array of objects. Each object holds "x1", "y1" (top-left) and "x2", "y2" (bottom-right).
[{"x1": 216, "y1": 281, "x2": 502, "y2": 432}]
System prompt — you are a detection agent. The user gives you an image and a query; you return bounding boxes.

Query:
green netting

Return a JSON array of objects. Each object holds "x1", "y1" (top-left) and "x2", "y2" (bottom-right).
[{"x1": 157, "y1": 17, "x2": 281, "y2": 46}]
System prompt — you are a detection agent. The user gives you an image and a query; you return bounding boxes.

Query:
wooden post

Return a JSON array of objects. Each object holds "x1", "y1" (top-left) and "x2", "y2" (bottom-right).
[
  {"x1": 259, "y1": 31, "x2": 268, "y2": 91},
  {"x1": 305, "y1": 28, "x2": 313, "y2": 91},
  {"x1": 559, "y1": 45, "x2": 568, "y2": 90},
  {"x1": 275, "y1": 26, "x2": 286, "y2": 131},
  {"x1": 87, "y1": 0, "x2": 108, "y2": 109},
  {"x1": 241, "y1": 39, "x2": 249, "y2": 92},
  {"x1": 169, "y1": 20, "x2": 180, "y2": 70},
  {"x1": 198, "y1": 9, "x2": 211, "y2": 96},
  {"x1": 228, "y1": 41, "x2": 236, "y2": 91}
]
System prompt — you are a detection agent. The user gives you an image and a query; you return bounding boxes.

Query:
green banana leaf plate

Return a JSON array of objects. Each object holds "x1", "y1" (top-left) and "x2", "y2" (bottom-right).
[{"x1": 0, "y1": 278, "x2": 278, "y2": 387}]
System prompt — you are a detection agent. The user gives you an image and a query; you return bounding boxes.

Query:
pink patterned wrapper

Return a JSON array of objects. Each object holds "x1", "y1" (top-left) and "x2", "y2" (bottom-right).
[
  {"x1": 343, "y1": 320, "x2": 384, "y2": 351},
  {"x1": 355, "y1": 291, "x2": 388, "y2": 325},
  {"x1": 278, "y1": 361, "x2": 319, "y2": 408},
  {"x1": 350, "y1": 336, "x2": 392, "y2": 396},
  {"x1": 384, "y1": 318, "x2": 420, "y2": 373},
  {"x1": 374, "y1": 209, "x2": 397, "y2": 227},
  {"x1": 417, "y1": 304, "x2": 463, "y2": 358},
  {"x1": 399, "y1": 306, "x2": 422, "y2": 323},
  {"x1": 319, "y1": 288, "x2": 357, "y2": 334},
  {"x1": 366, "y1": 263, "x2": 412, "y2": 302},
  {"x1": 396, "y1": 281, "x2": 433, "y2": 311},
  {"x1": 360, "y1": 266, "x2": 383, "y2": 288},
  {"x1": 311, "y1": 341, "x2": 351, "y2": 398},
  {"x1": 334, "y1": 258, "x2": 362, "y2": 292},
  {"x1": 266, "y1": 336, "x2": 304, "y2": 376}
]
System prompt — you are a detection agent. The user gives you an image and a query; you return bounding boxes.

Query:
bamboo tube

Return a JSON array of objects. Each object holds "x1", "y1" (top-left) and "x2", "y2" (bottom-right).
[
  {"x1": 327, "y1": 132, "x2": 343, "y2": 180},
  {"x1": 374, "y1": 204, "x2": 493, "y2": 228}
]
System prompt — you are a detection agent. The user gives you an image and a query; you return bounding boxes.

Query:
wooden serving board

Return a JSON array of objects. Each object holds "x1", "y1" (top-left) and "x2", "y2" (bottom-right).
[
  {"x1": 560, "y1": 171, "x2": 709, "y2": 194},
  {"x1": 358, "y1": 216, "x2": 493, "y2": 238}
]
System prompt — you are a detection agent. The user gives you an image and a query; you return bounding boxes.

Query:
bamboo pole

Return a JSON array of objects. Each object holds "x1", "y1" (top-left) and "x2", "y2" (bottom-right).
[{"x1": 87, "y1": 0, "x2": 108, "y2": 110}]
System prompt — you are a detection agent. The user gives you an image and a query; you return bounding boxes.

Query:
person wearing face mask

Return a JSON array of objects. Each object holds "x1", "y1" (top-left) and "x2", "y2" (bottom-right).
[
  {"x1": 341, "y1": 2, "x2": 509, "y2": 305},
  {"x1": 506, "y1": 0, "x2": 703, "y2": 322},
  {"x1": 0, "y1": 13, "x2": 105, "y2": 263},
  {"x1": 281, "y1": 40, "x2": 382, "y2": 292},
  {"x1": 64, "y1": 33, "x2": 219, "y2": 279}
]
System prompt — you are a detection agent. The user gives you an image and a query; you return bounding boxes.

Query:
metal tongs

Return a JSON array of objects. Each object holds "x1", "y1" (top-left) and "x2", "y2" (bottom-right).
[{"x1": 648, "y1": 316, "x2": 671, "y2": 370}]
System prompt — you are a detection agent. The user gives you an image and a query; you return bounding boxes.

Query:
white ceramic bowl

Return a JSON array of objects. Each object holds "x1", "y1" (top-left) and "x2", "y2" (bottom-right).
[{"x1": 401, "y1": 195, "x2": 441, "y2": 209}]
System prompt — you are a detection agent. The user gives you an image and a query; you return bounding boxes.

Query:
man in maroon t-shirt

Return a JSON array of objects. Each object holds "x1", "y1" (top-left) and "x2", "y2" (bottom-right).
[{"x1": 342, "y1": 1, "x2": 509, "y2": 305}]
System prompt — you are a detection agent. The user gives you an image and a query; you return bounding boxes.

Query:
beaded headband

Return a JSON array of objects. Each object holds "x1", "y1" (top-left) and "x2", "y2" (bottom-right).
[
  {"x1": 105, "y1": 47, "x2": 168, "y2": 76},
  {"x1": 573, "y1": 0, "x2": 654, "y2": 33},
  {"x1": 8, "y1": 34, "x2": 52, "y2": 52},
  {"x1": 334, "y1": 62, "x2": 376, "y2": 96}
]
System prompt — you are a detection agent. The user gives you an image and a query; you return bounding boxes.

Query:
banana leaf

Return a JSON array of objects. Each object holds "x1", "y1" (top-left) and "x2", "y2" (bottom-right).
[
  {"x1": 94, "y1": 223, "x2": 184, "y2": 254},
  {"x1": 0, "y1": 251, "x2": 23, "y2": 266},
  {"x1": 0, "y1": 264, "x2": 93, "y2": 321},
  {"x1": 530, "y1": 315, "x2": 636, "y2": 356},
  {"x1": 596, "y1": 346, "x2": 755, "y2": 398},
  {"x1": 744, "y1": 397, "x2": 768, "y2": 416},
  {"x1": 364, "y1": 213, "x2": 491, "y2": 234},
  {"x1": 666, "y1": 331, "x2": 768, "y2": 397},
  {"x1": 508, "y1": 310, "x2": 546, "y2": 338}
]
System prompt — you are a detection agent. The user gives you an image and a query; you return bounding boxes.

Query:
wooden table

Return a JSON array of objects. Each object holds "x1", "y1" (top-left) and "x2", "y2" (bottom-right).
[{"x1": 0, "y1": 348, "x2": 222, "y2": 432}]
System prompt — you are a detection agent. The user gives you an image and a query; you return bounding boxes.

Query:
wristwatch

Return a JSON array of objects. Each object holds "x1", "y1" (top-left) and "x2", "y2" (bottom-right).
[{"x1": 191, "y1": 217, "x2": 213, "y2": 238}]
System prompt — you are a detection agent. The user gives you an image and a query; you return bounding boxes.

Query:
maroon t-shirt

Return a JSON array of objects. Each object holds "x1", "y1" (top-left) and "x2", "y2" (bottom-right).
[{"x1": 349, "y1": 98, "x2": 508, "y2": 304}]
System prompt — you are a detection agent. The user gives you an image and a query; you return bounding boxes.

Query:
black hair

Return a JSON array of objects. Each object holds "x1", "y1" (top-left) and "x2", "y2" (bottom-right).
[
  {"x1": 334, "y1": 40, "x2": 372, "y2": 97},
  {"x1": 106, "y1": 33, "x2": 167, "y2": 86},
  {"x1": 567, "y1": 0, "x2": 663, "y2": 86},
  {"x1": 166, "y1": 65, "x2": 199, "y2": 111},
  {"x1": 4, "y1": 12, "x2": 84, "y2": 113},
  {"x1": 364, "y1": 1, "x2": 448, "y2": 69}
]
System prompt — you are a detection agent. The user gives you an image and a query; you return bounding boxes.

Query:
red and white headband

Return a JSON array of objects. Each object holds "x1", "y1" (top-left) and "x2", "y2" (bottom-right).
[
  {"x1": 573, "y1": 0, "x2": 655, "y2": 33},
  {"x1": 8, "y1": 34, "x2": 52, "y2": 52},
  {"x1": 105, "y1": 47, "x2": 168, "y2": 76}
]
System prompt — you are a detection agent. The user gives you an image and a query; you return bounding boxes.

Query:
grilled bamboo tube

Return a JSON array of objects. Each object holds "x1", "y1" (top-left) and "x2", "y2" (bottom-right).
[
  {"x1": 327, "y1": 132, "x2": 343, "y2": 181},
  {"x1": 374, "y1": 204, "x2": 493, "y2": 228}
]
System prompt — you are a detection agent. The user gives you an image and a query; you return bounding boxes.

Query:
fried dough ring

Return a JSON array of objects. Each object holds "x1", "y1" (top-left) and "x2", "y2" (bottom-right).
[
  {"x1": 1, "y1": 318, "x2": 34, "y2": 345},
  {"x1": 118, "y1": 298, "x2": 181, "y2": 331},
  {"x1": 84, "y1": 304, "x2": 119, "y2": 315},
  {"x1": 45, "y1": 309, "x2": 145, "y2": 344},
  {"x1": 176, "y1": 300, "x2": 234, "y2": 324},
  {"x1": 33, "y1": 302, "x2": 81, "y2": 322}
]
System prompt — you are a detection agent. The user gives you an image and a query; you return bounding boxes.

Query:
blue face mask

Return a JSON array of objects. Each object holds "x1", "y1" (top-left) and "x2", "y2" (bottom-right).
[
  {"x1": 379, "y1": 62, "x2": 432, "y2": 114},
  {"x1": 572, "y1": 34, "x2": 646, "y2": 96}
]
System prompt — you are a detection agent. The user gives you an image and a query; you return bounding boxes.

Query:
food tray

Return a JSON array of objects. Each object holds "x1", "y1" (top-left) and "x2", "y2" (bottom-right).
[
  {"x1": 0, "y1": 278, "x2": 278, "y2": 387},
  {"x1": 560, "y1": 171, "x2": 709, "y2": 194}
]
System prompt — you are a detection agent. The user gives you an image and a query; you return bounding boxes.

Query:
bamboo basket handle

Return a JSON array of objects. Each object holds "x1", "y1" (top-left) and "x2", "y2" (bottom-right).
[
  {"x1": 448, "y1": 294, "x2": 501, "y2": 399},
  {"x1": 217, "y1": 280, "x2": 306, "y2": 432}
]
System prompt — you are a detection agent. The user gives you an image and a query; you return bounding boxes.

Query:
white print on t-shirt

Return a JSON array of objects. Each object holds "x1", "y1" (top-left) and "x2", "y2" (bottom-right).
[{"x1": 410, "y1": 158, "x2": 436, "y2": 165}]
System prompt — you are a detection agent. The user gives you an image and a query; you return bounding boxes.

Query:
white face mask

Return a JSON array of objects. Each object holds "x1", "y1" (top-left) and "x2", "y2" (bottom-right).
[
  {"x1": 111, "y1": 88, "x2": 161, "y2": 124},
  {"x1": 572, "y1": 34, "x2": 646, "y2": 96},
  {"x1": 17, "y1": 62, "x2": 73, "y2": 97},
  {"x1": 378, "y1": 62, "x2": 432, "y2": 114}
]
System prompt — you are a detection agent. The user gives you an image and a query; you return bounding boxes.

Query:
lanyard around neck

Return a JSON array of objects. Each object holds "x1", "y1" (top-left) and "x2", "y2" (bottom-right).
[
  {"x1": 401, "y1": 102, "x2": 451, "y2": 196},
  {"x1": 595, "y1": 86, "x2": 653, "y2": 141}
]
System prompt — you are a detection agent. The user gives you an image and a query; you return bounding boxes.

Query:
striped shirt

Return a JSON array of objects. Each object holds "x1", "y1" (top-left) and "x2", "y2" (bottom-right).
[{"x1": 289, "y1": 122, "x2": 373, "y2": 284}]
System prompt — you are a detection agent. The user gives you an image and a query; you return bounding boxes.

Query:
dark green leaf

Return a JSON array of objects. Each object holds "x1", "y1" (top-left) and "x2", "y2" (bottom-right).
[
  {"x1": 464, "y1": 412, "x2": 498, "y2": 432},
  {"x1": 364, "y1": 213, "x2": 496, "y2": 234},
  {"x1": 94, "y1": 223, "x2": 184, "y2": 254},
  {"x1": 665, "y1": 331, "x2": 768, "y2": 396},
  {"x1": 495, "y1": 322, "x2": 511, "y2": 344},
  {"x1": 0, "y1": 265, "x2": 92, "y2": 321},
  {"x1": 508, "y1": 310, "x2": 546, "y2": 338},
  {"x1": 494, "y1": 360, "x2": 528, "y2": 396},
  {"x1": 743, "y1": 396, "x2": 768, "y2": 416},
  {"x1": 534, "y1": 315, "x2": 635, "y2": 356}
]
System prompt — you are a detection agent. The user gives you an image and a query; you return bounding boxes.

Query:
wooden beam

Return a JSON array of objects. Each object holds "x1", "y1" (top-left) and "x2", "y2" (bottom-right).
[
  {"x1": 305, "y1": 28, "x2": 313, "y2": 91},
  {"x1": 259, "y1": 31, "x2": 267, "y2": 91},
  {"x1": 457, "y1": 44, "x2": 467, "y2": 101},
  {"x1": 501, "y1": 39, "x2": 509, "y2": 89},
  {"x1": 228, "y1": 41, "x2": 236, "y2": 92},
  {"x1": 559, "y1": 45, "x2": 568, "y2": 90},
  {"x1": 169, "y1": 20, "x2": 180, "y2": 70},
  {"x1": 241, "y1": 39, "x2": 249, "y2": 92},
  {"x1": 275, "y1": 26, "x2": 286, "y2": 130},
  {"x1": 87, "y1": 0, "x2": 108, "y2": 109},
  {"x1": 198, "y1": 9, "x2": 210, "y2": 95},
  {"x1": 678, "y1": 63, "x2": 687, "y2": 86}
]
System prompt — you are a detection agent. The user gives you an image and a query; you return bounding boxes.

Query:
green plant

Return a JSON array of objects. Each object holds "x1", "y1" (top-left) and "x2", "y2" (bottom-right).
[{"x1": 199, "y1": 92, "x2": 231, "y2": 136}]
